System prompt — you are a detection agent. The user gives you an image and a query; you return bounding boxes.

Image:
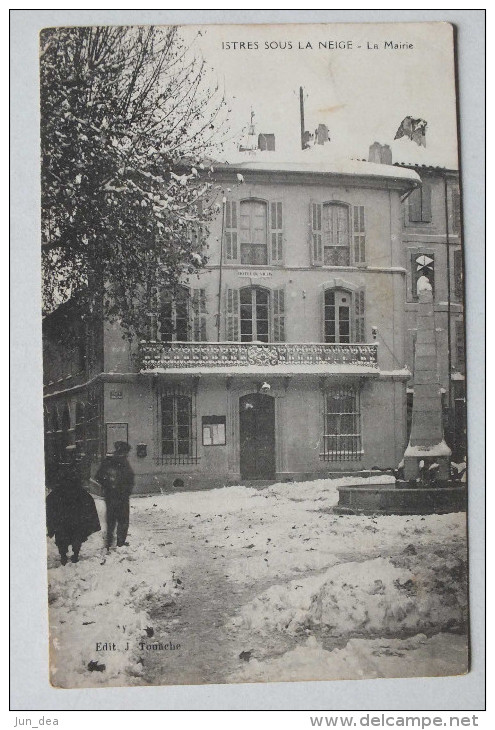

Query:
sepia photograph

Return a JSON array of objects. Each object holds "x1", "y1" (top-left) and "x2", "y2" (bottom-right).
[{"x1": 37, "y1": 20, "x2": 470, "y2": 690}]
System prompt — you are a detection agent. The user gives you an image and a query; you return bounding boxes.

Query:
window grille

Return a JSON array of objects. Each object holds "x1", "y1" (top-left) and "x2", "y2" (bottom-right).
[
  {"x1": 159, "y1": 385, "x2": 198, "y2": 465},
  {"x1": 322, "y1": 385, "x2": 362, "y2": 461}
]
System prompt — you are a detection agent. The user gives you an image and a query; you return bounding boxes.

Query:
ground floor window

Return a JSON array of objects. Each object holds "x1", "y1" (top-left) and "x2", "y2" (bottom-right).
[
  {"x1": 160, "y1": 388, "x2": 198, "y2": 464},
  {"x1": 322, "y1": 385, "x2": 362, "y2": 461}
]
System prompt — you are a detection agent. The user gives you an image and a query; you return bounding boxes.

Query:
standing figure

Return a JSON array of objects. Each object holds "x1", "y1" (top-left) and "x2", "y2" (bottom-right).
[
  {"x1": 46, "y1": 445, "x2": 101, "y2": 565},
  {"x1": 95, "y1": 441, "x2": 134, "y2": 550}
]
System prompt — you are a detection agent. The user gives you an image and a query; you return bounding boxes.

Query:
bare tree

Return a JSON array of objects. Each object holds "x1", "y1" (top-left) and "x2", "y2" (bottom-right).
[{"x1": 41, "y1": 25, "x2": 228, "y2": 338}]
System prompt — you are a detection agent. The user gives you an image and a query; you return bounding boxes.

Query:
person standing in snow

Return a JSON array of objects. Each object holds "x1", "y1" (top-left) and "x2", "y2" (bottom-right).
[
  {"x1": 95, "y1": 441, "x2": 134, "y2": 550},
  {"x1": 46, "y1": 445, "x2": 101, "y2": 565}
]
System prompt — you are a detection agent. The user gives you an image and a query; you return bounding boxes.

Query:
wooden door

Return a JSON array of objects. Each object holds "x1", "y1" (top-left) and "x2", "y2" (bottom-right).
[{"x1": 239, "y1": 394, "x2": 275, "y2": 479}]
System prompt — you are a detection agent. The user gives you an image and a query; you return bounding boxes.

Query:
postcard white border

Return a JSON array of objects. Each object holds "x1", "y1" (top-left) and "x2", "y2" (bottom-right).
[{"x1": 10, "y1": 8, "x2": 485, "y2": 711}]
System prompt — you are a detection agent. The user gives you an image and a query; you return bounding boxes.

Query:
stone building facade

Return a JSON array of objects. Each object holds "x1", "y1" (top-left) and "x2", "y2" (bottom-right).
[{"x1": 43, "y1": 157, "x2": 421, "y2": 492}]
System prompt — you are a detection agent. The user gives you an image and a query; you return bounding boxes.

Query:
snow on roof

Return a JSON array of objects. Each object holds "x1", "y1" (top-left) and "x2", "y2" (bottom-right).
[
  {"x1": 389, "y1": 137, "x2": 458, "y2": 171},
  {"x1": 215, "y1": 145, "x2": 421, "y2": 184}
]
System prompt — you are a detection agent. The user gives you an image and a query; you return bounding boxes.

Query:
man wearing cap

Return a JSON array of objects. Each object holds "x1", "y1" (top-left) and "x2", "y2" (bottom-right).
[{"x1": 95, "y1": 441, "x2": 135, "y2": 550}]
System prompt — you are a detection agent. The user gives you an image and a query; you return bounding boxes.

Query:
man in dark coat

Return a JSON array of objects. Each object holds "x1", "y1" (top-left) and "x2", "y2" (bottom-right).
[
  {"x1": 95, "y1": 441, "x2": 135, "y2": 550},
  {"x1": 46, "y1": 446, "x2": 101, "y2": 565}
]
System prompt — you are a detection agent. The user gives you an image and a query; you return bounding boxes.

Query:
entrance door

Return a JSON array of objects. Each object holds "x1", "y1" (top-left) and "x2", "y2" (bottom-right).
[{"x1": 239, "y1": 393, "x2": 275, "y2": 480}]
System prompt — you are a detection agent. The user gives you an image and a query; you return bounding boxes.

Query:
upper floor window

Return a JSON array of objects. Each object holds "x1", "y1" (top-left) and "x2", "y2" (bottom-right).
[
  {"x1": 323, "y1": 203, "x2": 350, "y2": 266},
  {"x1": 225, "y1": 199, "x2": 284, "y2": 265},
  {"x1": 160, "y1": 287, "x2": 189, "y2": 342},
  {"x1": 158, "y1": 287, "x2": 207, "y2": 342},
  {"x1": 311, "y1": 202, "x2": 366, "y2": 266},
  {"x1": 240, "y1": 287, "x2": 270, "y2": 342},
  {"x1": 324, "y1": 288, "x2": 366, "y2": 343},
  {"x1": 408, "y1": 184, "x2": 432, "y2": 223},
  {"x1": 240, "y1": 200, "x2": 268, "y2": 265},
  {"x1": 226, "y1": 286, "x2": 285, "y2": 342}
]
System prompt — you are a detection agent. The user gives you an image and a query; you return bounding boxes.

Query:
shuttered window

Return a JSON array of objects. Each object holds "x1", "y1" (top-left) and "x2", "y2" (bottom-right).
[
  {"x1": 311, "y1": 202, "x2": 364, "y2": 266},
  {"x1": 225, "y1": 287, "x2": 285, "y2": 342},
  {"x1": 240, "y1": 200, "x2": 268, "y2": 265},
  {"x1": 159, "y1": 287, "x2": 190, "y2": 342},
  {"x1": 322, "y1": 204, "x2": 350, "y2": 266},
  {"x1": 409, "y1": 184, "x2": 432, "y2": 223},
  {"x1": 324, "y1": 288, "x2": 365, "y2": 343},
  {"x1": 240, "y1": 287, "x2": 270, "y2": 342}
]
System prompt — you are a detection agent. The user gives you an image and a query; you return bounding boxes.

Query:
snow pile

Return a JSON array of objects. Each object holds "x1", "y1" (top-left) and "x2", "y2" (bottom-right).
[
  {"x1": 234, "y1": 545, "x2": 467, "y2": 645},
  {"x1": 234, "y1": 633, "x2": 468, "y2": 683}
]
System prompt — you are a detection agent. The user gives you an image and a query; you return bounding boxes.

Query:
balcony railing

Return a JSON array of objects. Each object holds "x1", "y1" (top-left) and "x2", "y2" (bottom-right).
[{"x1": 139, "y1": 341, "x2": 378, "y2": 371}]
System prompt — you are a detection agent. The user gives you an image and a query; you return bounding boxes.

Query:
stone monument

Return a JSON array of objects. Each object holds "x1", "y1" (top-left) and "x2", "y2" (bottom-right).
[{"x1": 403, "y1": 277, "x2": 451, "y2": 481}]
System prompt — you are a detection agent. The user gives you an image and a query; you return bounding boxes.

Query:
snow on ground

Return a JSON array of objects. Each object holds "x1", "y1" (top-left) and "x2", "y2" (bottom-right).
[
  {"x1": 48, "y1": 500, "x2": 182, "y2": 688},
  {"x1": 47, "y1": 477, "x2": 468, "y2": 687},
  {"x1": 234, "y1": 633, "x2": 468, "y2": 683}
]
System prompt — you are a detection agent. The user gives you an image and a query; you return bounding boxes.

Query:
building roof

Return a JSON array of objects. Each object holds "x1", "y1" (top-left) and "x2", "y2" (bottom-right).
[{"x1": 214, "y1": 146, "x2": 421, "y2": 185}]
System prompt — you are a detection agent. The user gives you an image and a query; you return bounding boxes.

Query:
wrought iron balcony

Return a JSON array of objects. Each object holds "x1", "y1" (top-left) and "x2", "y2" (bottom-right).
[{"x1": 139, "y1": 341, "x2": 378, "y2": 371}]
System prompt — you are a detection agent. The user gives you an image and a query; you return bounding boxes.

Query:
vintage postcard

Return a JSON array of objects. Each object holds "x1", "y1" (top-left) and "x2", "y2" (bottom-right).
[{"x1": 41, "y1": 21, "x2": 468, "y2": 688}]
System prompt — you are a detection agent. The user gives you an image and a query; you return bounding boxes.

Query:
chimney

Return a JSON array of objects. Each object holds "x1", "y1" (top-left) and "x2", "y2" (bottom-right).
[
  {"x1": 258, "y1": 133, "x2": 275, "y2": 151},
  {"x1": 368, "y1": 142, "x2": 392, "y2": 165},
  {"x1": 315, "y1": 123, "x2": 330, "y2": 145}
]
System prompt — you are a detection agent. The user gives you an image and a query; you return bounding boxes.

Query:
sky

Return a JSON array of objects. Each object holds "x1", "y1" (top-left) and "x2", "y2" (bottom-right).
[{"x1": 181, "y1": 22, "x2": 459, "y2": 168}]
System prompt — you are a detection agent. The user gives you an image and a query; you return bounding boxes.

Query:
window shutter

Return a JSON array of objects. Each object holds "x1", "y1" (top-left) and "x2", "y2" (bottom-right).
[
  {"x1": 224, "y1": 200, "x2": 239, "y2": 263},
  {"x1": 354, "y1": 288, "x2": 365, "y2": 343},
  {"x1": 192, "y1": 289, "x2": 207, "y2": 341},
  {"x1": 225, "y1": 288, "x2": 239, "y2": 341},
  {"x1": 272, "y1": 288, "x2": 285, "y2": 342},
  {"x1": 453, "y1": 249, "x2": 463, "y2": 300},
  {"x1": 270, "y1": 201, "x2": 283, "y2": 264},
  {"x1": 310, "y1": 201, "x2": 323, "y2": 265},
  {"x1": 408, "y1": 188, "x2": 422, "y2": 222},
  {"x1": 353, "y1": 206, "x2": 366, "y2": 263},
  {"x1": 421, "y1": 183, "x2": 432, "y2": 222}
]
